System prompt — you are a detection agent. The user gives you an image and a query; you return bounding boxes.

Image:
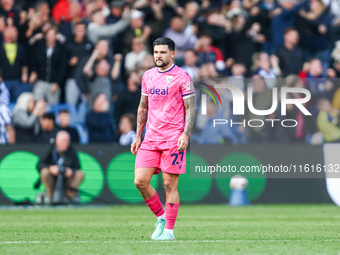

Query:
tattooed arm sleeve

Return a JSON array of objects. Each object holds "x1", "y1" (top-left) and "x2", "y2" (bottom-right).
[
  {"x1": 136, "y1": 95, "x2": 148, "y2": 138},
  {"x1": 183, "y1": 96, "x2": 196, "y2": 136}
]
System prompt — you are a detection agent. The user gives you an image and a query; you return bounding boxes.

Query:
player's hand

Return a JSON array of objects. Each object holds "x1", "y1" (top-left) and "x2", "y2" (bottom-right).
[
  {"x1": 49, "y1": 165, "x2": 59, "y2": 176},
  {"x1": 131, "y1": 137, "x2": 141, "y2": 155},
  {"x1": 177, "y1": 134, "x2": 189, "y2": 151},
  {"x1": 65, "y1": 167, "x2": 73, "y2": 178}
]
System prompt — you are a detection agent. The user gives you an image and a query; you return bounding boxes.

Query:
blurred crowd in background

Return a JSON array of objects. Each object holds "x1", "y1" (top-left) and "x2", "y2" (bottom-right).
[{"x1": 1, "y1": 0, "x2": 340, "y2": 145}]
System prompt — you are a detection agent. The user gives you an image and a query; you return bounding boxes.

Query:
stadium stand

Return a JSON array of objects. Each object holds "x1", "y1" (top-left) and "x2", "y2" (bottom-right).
[{"x1": 0, "y1": 0, "x2": 339, "y2": 144}]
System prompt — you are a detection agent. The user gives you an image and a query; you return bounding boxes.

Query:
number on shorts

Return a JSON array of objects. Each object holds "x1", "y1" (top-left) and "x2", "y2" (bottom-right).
[{"x1": 171, "y1": 151, "x2": 184, "y2": 165}]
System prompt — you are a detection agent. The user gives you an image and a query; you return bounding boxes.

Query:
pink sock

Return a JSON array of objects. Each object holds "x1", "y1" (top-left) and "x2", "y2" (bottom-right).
[
  {"x1": 144, "y1": 192, "x2": 164, "y2": 217},
  {"x1": 165, "y1": 202, "x2": 179, "y2": 229}
]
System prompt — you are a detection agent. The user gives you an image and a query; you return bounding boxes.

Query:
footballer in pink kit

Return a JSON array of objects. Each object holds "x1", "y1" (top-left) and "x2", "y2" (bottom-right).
[{"x1": 131, "y1": 37, "x2": 196, "y2": 241}]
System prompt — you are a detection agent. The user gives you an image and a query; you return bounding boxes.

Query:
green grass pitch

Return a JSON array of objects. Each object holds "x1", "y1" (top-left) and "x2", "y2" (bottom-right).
[{"x1": 0, "y1": 204, "x2": 339, "y2": 254}]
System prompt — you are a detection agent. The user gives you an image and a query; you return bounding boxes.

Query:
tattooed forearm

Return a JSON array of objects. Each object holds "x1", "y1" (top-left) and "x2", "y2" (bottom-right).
[
  {"x1": 183, "y1": 96, "x2": 196, "y2": 136},
  {"x1": 136, "y1": 95, "x2": 148, "y2": 138}
]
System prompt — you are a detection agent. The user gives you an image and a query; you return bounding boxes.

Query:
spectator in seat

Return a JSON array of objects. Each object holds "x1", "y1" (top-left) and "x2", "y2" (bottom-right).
[
  {"x1": 298, "y1": 0, "x2": 332, "y2": 75},
  {"x1": 274, "y1": 28, "x2": 303, "y2": 77},
  {"x1": 65, "y1": 21, "x2": 93, "y2": 104},
  {"x1": 124, "y1": 37, "x2": 148, "y2": 74},
  {"x1": 220, "y1": 62, "x2": 247, "y2": 119},
  {"x1": 197, "y1": 101, "x2": 235, "y2": 144},
  {"x1": 51, "y1": 0, "x2": 71, "y2": 24},
  {"x1": 106, "y1": 0, "x2": 125, "y2": 24},
  {"x1": 305, "y1": 58, "x2": 330, "y2": 113},
  {"x1": 248, "y1": 1, "x2": 274, "y2": 54},
  {"x1": 12, "y1": 92, "x2": 45, "y2": 143},
  {"x1": 58, "y1": 1, "x2": 84, "y2": 39},
  {"x1": 228, "y1": 62, "x2": 247, "y2": 92},
  {"x1": 224, "y1": 1, "x2": 264, "y2": 74},
  {"x1": 86, "y1": 93, "x2": 116, "y2": 143},
  {"x1": 195, "y1": 32, "x2": 225, "y2": 72},
  {"x1": 0, "y1": 0, "x2": 20, "y2": 27},
  {"x1": 74, "y1": 39, "x2": 110, "y2": 100},
  {"x1": 84, "y1": 1, "x2": 97, "y2": 23},
  {"x1": 83, "y1": 54, "x2": 112, "y2": 105},
  {"x1": 182, "y1": 49, "x2": 199, "y2": 81},
  {"x1": 198, "y1": 10, "x2": 228, "y2": 55},
  {"x1": 270, "y1": 0, "x2": 307, "y2": 54},
  {"x1": 301, "y1": 58, "x2": 330, "y2": 137},
  {"x1": 0, "y1": 25, "x2": 30, "y2": 103},
  {"x1": 87, "y1": 7, "x2": 130, "y2": 45},
  {"x1": 0, "y1": 85, "x2": 15, "y2": 144},
  {"x1": 114, "y1": 71, "x2": 141, "y2": 124},
  {"x1": 29, "y1": 26, "x2": 67, "y2": 105},
  {"x1": 106, "y1": 0, "x2": 126, "y2": 55},
  {"x1": 316, "y1": 98, "x2": 340, "y2": 142},
  {"x1": 118, "y1": 113, "x2": 136, "y2": 146},
  {"x1": 37, "y1": 1, "x2": 52, "y2": 25},
  {"x1": 57, "y1": 109, "x2": 79, "y2": 143},
  {"x1": 252, "y1": 52, "x2": 279, "y2": 89},
  {"x1": 183, "y1": 1, "x2": 201, "y2": 25},
  {"x1": 246, "y1": 74, "x2": 273, "y2": 142},
  {"x1": 25, "y1": 1, "x2": 53, "y2": 40},
  {"x1": 38, "y1": 112, "x2": 60, "y2": 144},
  {"x1": 95, "y1": 0, "x2": 111, "y2": 18},
  {"x1": 164, "y1": 16, "x2": 196, "y2": 64},
  {"x1": 122, "y1": 10, "x2": 151, "y2": 55},
  {"x1": 197, "y1": 62, "x2": 218, "y2": 81},
  {"x1": 37, "y1": 130, "x2": 85, "y2": 203}
]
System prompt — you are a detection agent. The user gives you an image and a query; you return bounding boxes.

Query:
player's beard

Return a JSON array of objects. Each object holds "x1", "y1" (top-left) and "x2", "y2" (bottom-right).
[{"x1": 155, "y1": 58, "x2": 169, "y2": 68}]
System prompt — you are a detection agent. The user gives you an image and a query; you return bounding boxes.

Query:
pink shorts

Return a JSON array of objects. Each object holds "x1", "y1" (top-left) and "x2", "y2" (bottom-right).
[{"x1": 135, "y1": 140, "x2": 186, "y2": 175}]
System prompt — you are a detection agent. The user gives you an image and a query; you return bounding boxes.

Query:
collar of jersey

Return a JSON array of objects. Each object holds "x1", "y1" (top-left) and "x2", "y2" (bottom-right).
[{"x1": 158, "y1": 64, "x2": 175, "y2": 73}]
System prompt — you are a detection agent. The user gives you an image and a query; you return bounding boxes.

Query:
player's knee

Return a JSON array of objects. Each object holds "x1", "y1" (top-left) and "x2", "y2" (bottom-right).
[
  {"x1": 134, "y1": 178, "x2": 149, "y2": 190},
  {"x1": 163, "y1": 180, "x2": 175, "y2": 193}
]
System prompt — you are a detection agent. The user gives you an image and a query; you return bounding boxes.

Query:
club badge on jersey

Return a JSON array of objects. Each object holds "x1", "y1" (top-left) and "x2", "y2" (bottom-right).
[{"x1": 165, "y1": 76, "x2": 173, "y2": 83}]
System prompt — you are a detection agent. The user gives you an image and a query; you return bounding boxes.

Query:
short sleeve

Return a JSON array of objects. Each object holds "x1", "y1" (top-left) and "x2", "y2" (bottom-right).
[
  {"x1": 141, "y1": 73, "x2": 148, "y2": 96},
  {"x1": 180, "y1": 72, "x2": 195, "y2": 99}
]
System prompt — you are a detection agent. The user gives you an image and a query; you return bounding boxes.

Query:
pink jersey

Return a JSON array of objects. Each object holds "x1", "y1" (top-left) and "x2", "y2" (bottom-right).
[{"x1": 141, "y1": 64, "x2": 195, "y2": 141}]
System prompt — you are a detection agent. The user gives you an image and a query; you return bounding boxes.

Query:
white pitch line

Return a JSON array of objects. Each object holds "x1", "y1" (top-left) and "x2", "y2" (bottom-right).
[
  {"x1": 0, "y1": 241, "x2": 114, "y2": 244},
  {"x1": 0, "y1": 240, "x2": 339, "y2": 244},
  {"x1": 141, "y1": 240, "x2": 340, "y2": 243}
]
